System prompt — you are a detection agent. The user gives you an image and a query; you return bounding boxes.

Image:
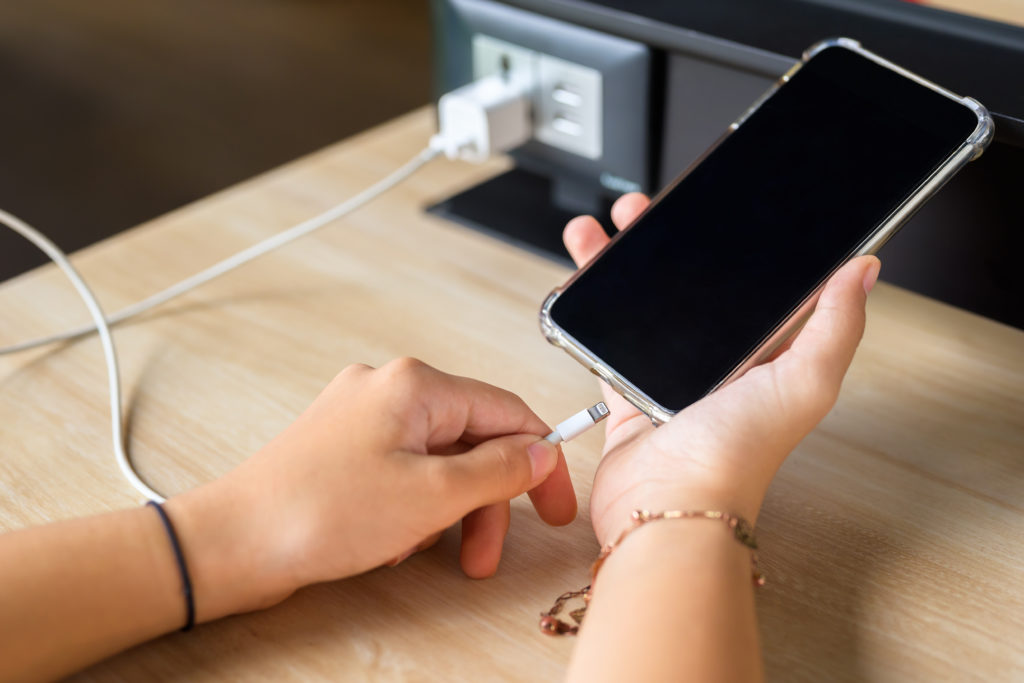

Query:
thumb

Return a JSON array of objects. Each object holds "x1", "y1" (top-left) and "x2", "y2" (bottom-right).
[
  {"x1": 777, "y1": 255, "x2": 879, "y2": 418},
  {"x1": 436, "y1": 434, "x2": 559, "y2": 512}
]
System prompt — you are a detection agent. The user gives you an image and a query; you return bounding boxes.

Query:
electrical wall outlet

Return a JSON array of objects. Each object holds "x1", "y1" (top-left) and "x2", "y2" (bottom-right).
[
  {"x1": 443, "y1": 0, "x2": 650, "y2": 194},
  {"x1": 535, "y1": 54, "x2": 602, "y2": 159},
  {"x1": 472, "y1": 34, "x2": 604, "y2": 160}
]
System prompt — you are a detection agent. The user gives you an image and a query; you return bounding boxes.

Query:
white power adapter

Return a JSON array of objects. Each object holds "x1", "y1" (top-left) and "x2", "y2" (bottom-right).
[{"x1": 431, "y1": 74, "x2": 532, "y2": 161}]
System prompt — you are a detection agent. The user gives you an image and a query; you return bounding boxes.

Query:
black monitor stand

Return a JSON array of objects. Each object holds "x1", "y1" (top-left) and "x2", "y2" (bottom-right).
[{"x1": 427, "y1": 167, "x2": 615, "y2": 267}]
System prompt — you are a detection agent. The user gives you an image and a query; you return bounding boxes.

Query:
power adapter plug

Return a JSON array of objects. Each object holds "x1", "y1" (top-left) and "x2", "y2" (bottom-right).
[{"x1": 431, "y1": 74, "x2": 532, "y2": 162}]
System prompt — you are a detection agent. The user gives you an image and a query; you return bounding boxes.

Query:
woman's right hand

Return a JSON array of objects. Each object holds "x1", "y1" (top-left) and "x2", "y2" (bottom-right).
[
  {"x1": 563, "y1": 194, "x2": 880, "y2": 544},
  {"x1": 165, "y1": 359, "x2": 576, "y2": 622}
]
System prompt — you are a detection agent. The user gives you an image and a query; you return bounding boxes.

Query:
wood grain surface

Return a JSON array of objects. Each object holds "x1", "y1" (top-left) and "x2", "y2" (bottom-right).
[
  {"x1": 925, "y1": 0, "x2": 1024, "y2": 26},
  {"x1": 1, "y1": 84, "x2": 1023, "y2": 683}
]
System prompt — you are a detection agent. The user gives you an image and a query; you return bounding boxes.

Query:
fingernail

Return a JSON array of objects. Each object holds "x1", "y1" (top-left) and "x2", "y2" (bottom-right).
[
  {"x1": 527, "y1": 440, "x2": 558, "y2": 484},
  {"x1": 863, "y1": 258, "x2": 881, "y2": 294}
]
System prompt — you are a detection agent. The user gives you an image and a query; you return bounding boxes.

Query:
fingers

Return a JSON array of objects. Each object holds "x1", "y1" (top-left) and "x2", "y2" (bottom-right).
[
  {"x1": 429, "y1": 435, "x2": 576, "y2": 527},
  {"x1": 409, "y1": 437, "x2": 568, "y2": 578},
  {"x1": 459, "y1": 503, "x2": 510, "y2": 578},
  {"x1": 373, "y1": 358, "x2": 552, "y2": 454},
  {"x1": 457, "y1": 434, "x2": 577, "y2": 526},
  {"x1": 388, "y1": 501, "x2": 514, "y2": 578},
  {"x1": 413, "y1": 371, "x2": 577, "y2": 523},
  {"x1": 526, "y1": 447, "x2": 577, "y2": 526},
  {"x1": 419, "y1": 434, "x2": 561, "y2": 518},
  {"x1": 610, "y1": 192, "x2": 650, "y2": 230},
  {"x1": 562, "y1": 194, "x2": 651, "y2": 268},
  {"x1": 563, "y1": 216, "x2": 610, "y2": 268},
  {"x1": 776, "y1": 255, "x2": 880, "y2": 414},
  {"x1": 370, "y1": 359, "x2": 578, "y2": 527}
]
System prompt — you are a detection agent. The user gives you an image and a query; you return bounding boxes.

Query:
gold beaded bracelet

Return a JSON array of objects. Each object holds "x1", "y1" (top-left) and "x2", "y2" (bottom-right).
[{"x1": 539, "y1": 510, "x2": 765, "y2": 636}]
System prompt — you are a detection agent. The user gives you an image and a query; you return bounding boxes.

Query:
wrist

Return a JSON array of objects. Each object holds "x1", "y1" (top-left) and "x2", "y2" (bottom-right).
[
  {"x1": 641, "y1": 484, "x2": 763, "y2": 523},
  {"x1": 163, "y1": 477, "x2": 297, "y2": 623},
  {"x1": 599, "y1": 516, "x2": 752, "y2": 582},
  {"x1": 594, "y1": 482, "x2": 764, "y2": 546}
]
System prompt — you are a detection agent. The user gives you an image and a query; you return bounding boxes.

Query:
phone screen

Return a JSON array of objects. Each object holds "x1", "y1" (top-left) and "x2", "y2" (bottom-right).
[{"x1": 548, "y1": 45, "x2": 980, "y2": 413}]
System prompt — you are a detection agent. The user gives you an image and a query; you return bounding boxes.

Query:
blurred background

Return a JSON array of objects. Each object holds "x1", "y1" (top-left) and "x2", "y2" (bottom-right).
[
  {"x1": 0, "y1": 0, "x2": 1017, "y2": 292},
  {"x1": 0, "y1": 0, "x2": 431, "y2": 281}
]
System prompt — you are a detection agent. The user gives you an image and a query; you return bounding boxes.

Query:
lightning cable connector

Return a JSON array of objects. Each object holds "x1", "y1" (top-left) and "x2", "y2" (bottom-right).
[{"x1": 545, "y1": 402, "x2": 610, "y2": 445}]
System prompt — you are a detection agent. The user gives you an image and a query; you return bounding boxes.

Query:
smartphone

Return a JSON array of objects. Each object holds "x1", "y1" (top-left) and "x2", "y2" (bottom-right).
[{"x1": 540, "y1": 38, "x2": 993, "y2": 424}]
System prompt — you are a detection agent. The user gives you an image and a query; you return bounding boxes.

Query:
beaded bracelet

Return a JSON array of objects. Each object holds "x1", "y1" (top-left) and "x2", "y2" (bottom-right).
[{"x1": 539, "y1": 510, "x2": 764, "y2": 636}]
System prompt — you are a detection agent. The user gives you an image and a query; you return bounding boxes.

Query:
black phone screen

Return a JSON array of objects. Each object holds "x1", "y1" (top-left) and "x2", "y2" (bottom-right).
[{"x1": 548, "y1": 45, "x2": 980, "y2": 413}]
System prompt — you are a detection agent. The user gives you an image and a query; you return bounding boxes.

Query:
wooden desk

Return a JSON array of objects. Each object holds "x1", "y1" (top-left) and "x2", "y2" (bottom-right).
[
  {"x1": 925, "y1": 0, "x2": 1024, "y2": 25},
  {"x1": 1, "y1": 106, "x2": 1022, "y2": 680}
]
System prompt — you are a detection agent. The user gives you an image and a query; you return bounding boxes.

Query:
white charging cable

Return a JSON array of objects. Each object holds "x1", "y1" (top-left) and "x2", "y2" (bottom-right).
[
  {"x1": 0, "y1": 147, "x2": 440, "y2": 356},
  {"x1": 0, "y1": 209, "x2": 165, "y2": 500},
  {"x1": 1, "y1": 148, "x2": 444, "y2": 501},
  {"x1": 0, "y1": 74, "x2": 539, "y2": 500},
  {"x1": 0, "y1": 74, "x2": 532, "y2": 358}
]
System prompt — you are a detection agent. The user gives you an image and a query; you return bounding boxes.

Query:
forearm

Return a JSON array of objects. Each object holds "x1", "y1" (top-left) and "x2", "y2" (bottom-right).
[
  {"x1": 566, "y1": 520, "x2": 762, "y2": 683},
  {"x1": 0, "y1": 478, "x2": 288, "y2": 683},
  {"x1": 0, "y1": 506, "x2": 187, "y2": 682}
]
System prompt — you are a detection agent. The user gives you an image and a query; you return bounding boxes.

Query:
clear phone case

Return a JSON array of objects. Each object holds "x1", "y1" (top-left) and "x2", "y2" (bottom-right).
[{"x1": 539, "y1": 37, "x2": 995, "y2": 425}]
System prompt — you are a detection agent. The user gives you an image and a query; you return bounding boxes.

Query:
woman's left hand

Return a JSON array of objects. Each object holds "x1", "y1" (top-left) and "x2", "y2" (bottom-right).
[{"x1": 563, "y1": 194, "x2": 877, "y2": 545}]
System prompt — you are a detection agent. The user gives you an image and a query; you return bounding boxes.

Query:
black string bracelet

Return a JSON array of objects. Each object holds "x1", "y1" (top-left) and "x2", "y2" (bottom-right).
[{"x1": 147, "y1": 500, "x2": 196, "y2": 632}]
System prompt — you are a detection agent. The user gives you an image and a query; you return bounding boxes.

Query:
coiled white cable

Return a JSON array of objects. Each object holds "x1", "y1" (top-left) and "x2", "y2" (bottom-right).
[{"x1": 0, "y1": 146, "x2": 440, "y2": 501}]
